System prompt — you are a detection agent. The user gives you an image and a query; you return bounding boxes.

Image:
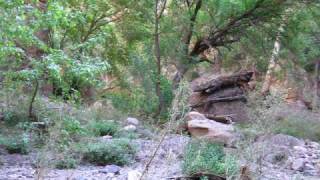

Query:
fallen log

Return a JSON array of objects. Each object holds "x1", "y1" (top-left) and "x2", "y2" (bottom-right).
[
  {"x1": 192, "y1": 71, "x2": 253, "y2": 93},
  {"x1": 190, "y1": 95, "x2": 247, "y2": 108}
]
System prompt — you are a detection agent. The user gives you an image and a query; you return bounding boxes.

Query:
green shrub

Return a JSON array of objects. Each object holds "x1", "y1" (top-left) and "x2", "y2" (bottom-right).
[
  {"x1": 274, "y1": 117, "x2": 320, "y2": 141},
  {"x1": 63, "y1": 117, "x2": 86, "y2": 135},
  {"x1": 55, "y1": 157, "x2": 78, "y2": 169},
  {"x1": 3, "y1": 110, "x2": 29, "y2": 127},
  {"x1": 90, "y1": 120, "x2": 119, "y2": 136},
  {"x1": 114, "y1": 130, "x2": 139, "y2": 139},
  {"x1": 182, "y1": 140, "x2": 237, "y2": 178},
  {"x1": 2, "y1": 135, "x2": 30, "y2": 154},
  {"x1": 81, "y1": 138, "x2": 137, "y2": 166}
]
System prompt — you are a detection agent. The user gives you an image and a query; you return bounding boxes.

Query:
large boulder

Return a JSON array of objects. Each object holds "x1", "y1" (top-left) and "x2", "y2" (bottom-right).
[{"x1": 186, "y1": 112, "x2": 236, "y2": 145}]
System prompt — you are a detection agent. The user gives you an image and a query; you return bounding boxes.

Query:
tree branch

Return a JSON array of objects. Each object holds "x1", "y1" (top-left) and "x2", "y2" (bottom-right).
[{"x1": 189, "y1": 0, "x2": 272, "y2": 56}]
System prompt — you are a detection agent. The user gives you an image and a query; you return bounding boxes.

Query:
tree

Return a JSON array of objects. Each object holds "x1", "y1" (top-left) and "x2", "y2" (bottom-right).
[
  {"x1": 261, "y1": 8, "x2": 291, "y2": 96},
  {"x1": 154, "y1": 0, "x2": 167, "y2": 116},
  {"x1": 171, "y1": 0, "x2": 287, "y2": 88}
]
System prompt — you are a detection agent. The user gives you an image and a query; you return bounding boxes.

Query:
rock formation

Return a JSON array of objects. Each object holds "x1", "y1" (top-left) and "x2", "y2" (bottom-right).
[{"x1": 189, "y1": 71, "x2": 253, "y2": 122}]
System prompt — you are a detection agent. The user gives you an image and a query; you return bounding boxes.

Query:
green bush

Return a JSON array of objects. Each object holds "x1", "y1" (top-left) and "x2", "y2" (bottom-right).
[
  {"x1": 114, "y1": 130, "x2": 139, "y2": 139},
  {"x1": 274, "y1": 117, "x2": 320, "y2": 141},
  {"x1": 81, "y1": 138, "x2": 137, "y2": 166},
  {"x1": 90, "y1": 120, "x2": 119, "y2": 136},
  {"x1": 182, "y1": 140, "x2": 237, "y2": 178},
  {"x1": 55, "y1": 157, "x2": 78, "y2": 169},
  {"x1": 63, "y1": 117, "x2": 87, "y2": 136},
  {"x1": 2, "y1": 135, "x2": 30, "y2": 154},
  {"x1": 3, "y1": 110, "x2": 30, "y2": 127},
  {"x1": 60, "y1": 117, "x2": 88, "y2": 143}
]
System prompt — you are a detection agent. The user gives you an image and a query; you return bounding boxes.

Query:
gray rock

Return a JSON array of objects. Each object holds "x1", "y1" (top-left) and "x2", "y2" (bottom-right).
[
  {"x1": 72, "y1": 177, "x2": 87, "y2": 180},
  {"x1": 101, "y1": 135, "x2": 112, "y2": 140},
  {"x1": 128, "y1": 170, "x2": 141, "y2": 180},
  {"x1": 99, "y1": 165, "x2": 121, "y2": 174},
  {"x1": 294, "y1": 146, "x2": 308, "y2": 153},
  {"x1": 292, "y1": 159, "x2": 305, "y2": 171},
  {"x1": 304, "y1": 163, "x2": 315, "y2": 170},
  {"x1": 264, "y1": 151, "x2": 288, "y2": 164},
  {"x1": 123, "y1": 125, "x2": 137, "y2": 132},
  {"x1": 126, "y1": 117, "x2": 139, "y2": 126}
]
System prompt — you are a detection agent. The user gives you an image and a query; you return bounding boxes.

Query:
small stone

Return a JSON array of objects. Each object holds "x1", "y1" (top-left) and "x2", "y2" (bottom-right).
[
  {"x1": 291, "y1": 159, "x2": 305, "y2": 171},
  {"x1": 304, "y1": 163, "x2": 315, "y2": 170},
  {"x1": 123, "y1": 125, "x2": 137, "y2": 132},
  {"x1": 126, "y1": 117, "x2": 139, "y2": 126},
  {"x1": 299, "y1": 154, "x2": 307, "y2": 158},
  {"x1": 102, "y1": 135, "x2": 113, "y2": 140},
  {"x1": 128, "y1": 170, "x2": 141, "y2": 180},
  {"x1": 99, "y1": 165, "x2": 121, "y2": 174},
  {"x1": 308, "y1": 142, "x2": 320, "y2": 149},
  {"x1": 106, "y1": 173, "x2": 115, "y2": 177},
  {"x1": 294, "y1": 146, "x2": 307, "y2": 152},
  {"x1": 72, "y1": 177, "x2": 87, "y2": 180}
]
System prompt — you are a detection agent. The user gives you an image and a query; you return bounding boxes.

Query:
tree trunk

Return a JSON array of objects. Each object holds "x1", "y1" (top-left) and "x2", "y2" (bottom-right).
[
  {"x1": 261, "y1": 9, "x2": 291, "y2": 96},
  {"x1": 313, "y1": 61, "x2": 320, "y2": 110},
  {"x1": 29, "y1": 79, "x2": 39, "y2": 121},
  {"x1": 261, "y1": 30, "x2": 282, "y2": 96},
  {"x1": 172, "y1": 64, "x2": 189, "y2": 89},
  {"x1": 154, "y1": 0, "x2": 166, "y2": 116},
  {"x1": 212, "y1": 49, "x2": 222, "y2": 74},
  {"x1": 172, "y1": 0, "x2": 202, "y2": 89}
]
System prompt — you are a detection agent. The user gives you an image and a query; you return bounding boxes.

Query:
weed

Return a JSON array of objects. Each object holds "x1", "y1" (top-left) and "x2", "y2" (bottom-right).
[
  {"x1": 182, "y1": 140, "x2": 238, "y2": 178},
  {"x1": 55, "y1": 156, "x2": 78, "y2": 169},
  {"x1": 81, "y1": 138, "x2": 137, "y2": 166},
  {"x1": 89, "y1": 120, "x2": 119, "y2": 137},
  {"x1": 2, "y1": 134, "x2": 30, "y2": 154}
]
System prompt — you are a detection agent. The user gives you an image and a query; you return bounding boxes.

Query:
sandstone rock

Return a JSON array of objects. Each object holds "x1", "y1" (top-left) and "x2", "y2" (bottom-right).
[
  {"x1": 127, "y1": 170, "x2": 141, "y2": 180},
  {"x1": 126, "y1": 117, "x2": 139, "y2": 126},
  {"x1": 188, "y1": 72, "x2": 253, "y2": 122},
  {"x1": 123, "y1": 125, "x2": 137, "y2": 132},
  {"x1": 184, "y1": 111, "x2": 207, "y2": 121},
  {"x1": 187, "y1": 117, "x2": 235, "y2": 145}
]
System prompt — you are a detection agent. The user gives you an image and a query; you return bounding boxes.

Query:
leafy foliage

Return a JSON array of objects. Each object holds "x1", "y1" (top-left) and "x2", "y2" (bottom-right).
[
  {"x1": 1, "y1": 135, "x2": 30, "y2": 154},
  {"x1": 182, "y1": 140, "x2": 238, "y2": 177},
  {"x1": 81, "y1": 138, "x2": 137, "y2": 166},
  {"x1": 55, "y1": 156, "x2": 78, "y2": 169},
  {"x1": 89, "y1": 120, "x2": 120, "y2": 137}
]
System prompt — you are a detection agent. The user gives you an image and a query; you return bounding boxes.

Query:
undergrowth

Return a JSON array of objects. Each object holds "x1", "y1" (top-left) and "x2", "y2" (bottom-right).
[
  {"x1": 244, "y1": 92, "x2": 320, "y2": 141},
  {"x1": 81, "y1": 138, "x2": 137, "y2": 166},
  {"x1": 182, "y1": 140, "x2": 238, "y2": 179}
]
